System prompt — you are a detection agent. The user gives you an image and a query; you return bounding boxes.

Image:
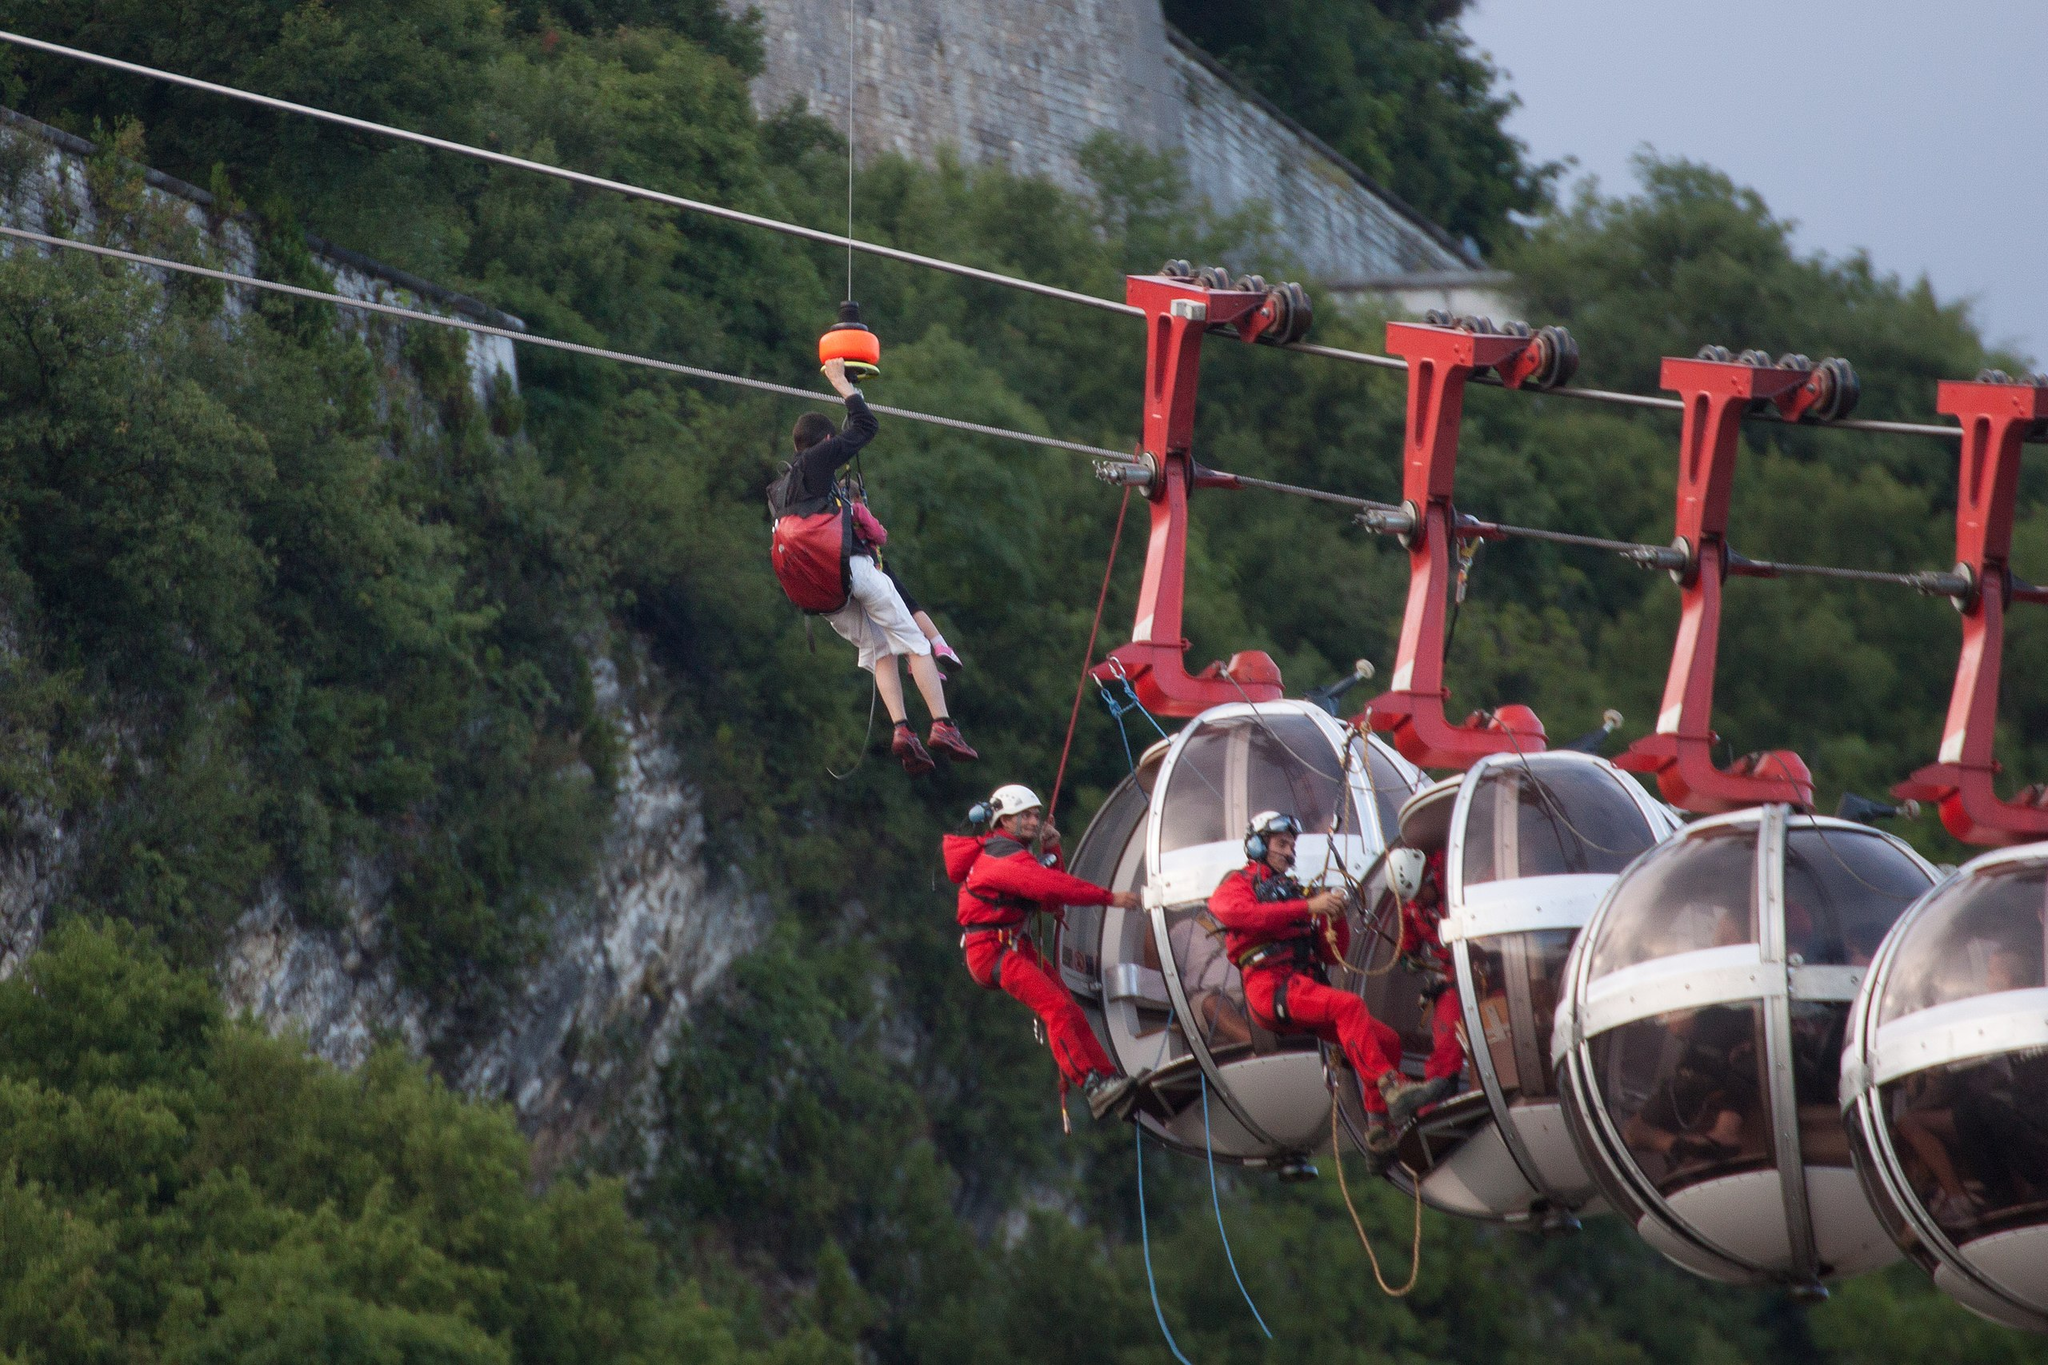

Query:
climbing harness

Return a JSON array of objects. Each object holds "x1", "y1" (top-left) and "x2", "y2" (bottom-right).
[
  {"x1": 1201, "y1": 1071, "x2": 1274, "y2": 1340},
  {"x1": 1330, "y1": 1102, "x2": 1424, "y2": 1297},
  {"x1": 1049, "y1": 485, "x2": 1132, "y2": 823}
]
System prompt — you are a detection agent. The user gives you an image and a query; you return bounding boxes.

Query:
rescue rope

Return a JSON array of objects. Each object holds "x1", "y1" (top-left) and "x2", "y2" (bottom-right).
[
  {"x1": 1049, "y1": 485, "x2": 1132, "y2": 824},
  {"x1": 1330, "y1": 1102, "x2": 1424, "y2": 1297},
  {"x1": 1134, "y1": 1124, "x2": 1196, "y2": 1365},
  {"x1": 0, "y1": 225, "x2": 1141, "y2": 464},
  {"x1": 823, "y1": 683, "x2": 880, "y2": 780},
  {"x1": 1200, "y1": 1072, "x2": 1274, "y2": 1340}
]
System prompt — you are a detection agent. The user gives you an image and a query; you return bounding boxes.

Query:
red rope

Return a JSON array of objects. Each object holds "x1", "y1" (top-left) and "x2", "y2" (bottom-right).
[{"x1": 1049, "y1": 485, "x2": 1132, "y2": 824}]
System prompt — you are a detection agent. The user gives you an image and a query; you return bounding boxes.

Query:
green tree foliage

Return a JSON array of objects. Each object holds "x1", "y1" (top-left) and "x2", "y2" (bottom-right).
[
  {"x1": 0, "y1": 920, "x2": 842, "y2": 1364},
  {"x1": 4, "y1": 4, "x2": 2048, "y2": 1363},
  {"x1": 1163, "y1": 0, "x2": 1553, "y2": 254}
]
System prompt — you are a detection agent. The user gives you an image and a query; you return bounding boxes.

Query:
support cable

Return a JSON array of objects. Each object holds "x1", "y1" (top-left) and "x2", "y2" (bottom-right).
[
  {"x1": 0, "y1": 29, "x2": 1969, "y2": 441},
  {"x1": 0, "y1": 27, "x2": 1146, "y2": 319},
  {"x1": 0, "y1": 224, "x2": 1141, "y2": 464},
  {"x1": 0, "y1": 226, "x2": 1992, "y2": 594}
]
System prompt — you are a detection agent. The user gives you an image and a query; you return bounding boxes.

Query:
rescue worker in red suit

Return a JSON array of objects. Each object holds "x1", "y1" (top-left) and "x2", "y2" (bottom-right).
[
  {"x1": 943, "y1": 784, "x2": 1144, "y2": 1122},
  {"x1": 1388, "y1": 846, "x2": 1465, "y2": 1111},
  {"x1": 1208, "y1": 812, "x2": 1432, "y2": 1158}
]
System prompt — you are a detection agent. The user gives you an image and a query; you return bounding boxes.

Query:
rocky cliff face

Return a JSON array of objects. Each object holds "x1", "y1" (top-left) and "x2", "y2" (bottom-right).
[
  {"x1": 0, "y1": 108, "x2": 762, "y2": 1178},
  {"x1": 218, "y1": 654, "x2": 764, "y2": 1177},
  {"x1": 0, "y1": 647, "x2": 762, "y2": 1180}
]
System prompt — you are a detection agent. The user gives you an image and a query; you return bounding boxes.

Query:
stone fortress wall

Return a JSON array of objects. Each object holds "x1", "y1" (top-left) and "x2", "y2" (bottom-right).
[{"x1": 738, "y1": 0, "x2": 1498, "y2": 290}]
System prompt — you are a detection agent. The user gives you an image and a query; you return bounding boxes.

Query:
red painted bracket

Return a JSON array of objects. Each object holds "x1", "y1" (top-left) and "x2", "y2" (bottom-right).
[
  {"x1": 1616, "y1": 356, "x2": 1815, "y2": 812},
  {"x1": 1091, "y1": 273, "x2": 1284, "y2": 717},
  {"x1": 1893, "y1": 377, "x2": 2048, "y2": 845},
  {"x1": 1357, "y1": 320, "x2": 1553, "y2": 769}
]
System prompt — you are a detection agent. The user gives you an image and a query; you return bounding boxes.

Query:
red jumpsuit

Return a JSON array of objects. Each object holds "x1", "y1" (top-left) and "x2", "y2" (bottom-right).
[
  {"x1": 1398, "y1": 851, "x2": 1466, "y2": 1082},
  {"x1": 942, "y1": 831, "x2": 1118, "y2": 1087},
  {"x1": 1208, "y1": 861, "x2": 1402, "y2": 1112}
]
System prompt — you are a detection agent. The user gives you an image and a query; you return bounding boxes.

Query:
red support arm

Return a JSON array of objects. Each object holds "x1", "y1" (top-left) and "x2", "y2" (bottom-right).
[
  {"x1": 1357, "y1": 320, "x2": 1553, "y2": 769},
  {"x1": 1092, "y1": 273, "x2": 1285, "y2": 717},
  {"x1": 1893, "y1": 378, "x2": 2048, "y2": 846},
  {"x1": 1616, "y1": 356, "x2": 1814, "y2": 812}
]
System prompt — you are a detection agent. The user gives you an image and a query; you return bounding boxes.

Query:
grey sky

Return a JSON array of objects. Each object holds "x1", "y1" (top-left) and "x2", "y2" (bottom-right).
[{"x1": 1461, "y1": 0, "x2": 2047, "y2": 366}]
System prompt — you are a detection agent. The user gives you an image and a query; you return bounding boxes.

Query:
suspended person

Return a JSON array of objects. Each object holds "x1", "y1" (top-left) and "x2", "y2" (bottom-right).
[
  {"x1": 1208, "y1": 812, "x2": 1432, "y2": 1160},
  {"x1": 1388, "y1": 846, "x2": 1466, "y2": 1112},
  {"x1": 768, "y1": 357, "x2": 975, "y2": 774},
  {"x1": 943, "y1": 784, "x2": 1144, "y2": 1122}
]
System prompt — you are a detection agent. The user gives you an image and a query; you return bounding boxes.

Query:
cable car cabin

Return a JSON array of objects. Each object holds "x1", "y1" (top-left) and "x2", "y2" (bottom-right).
[
  {"x1": 1057, "y1": 700, "x2": 1425, "y2": 1169},
  {"x1": 1553, "y1": 806, "x2": 1936, "y2": 1291},
  {"x1": 1351, "y1": 752, "x2": 1680, "y2": 1226},
  {"x1": 1841, "y1": 846, "x2": 2048, "y2": 1332}
]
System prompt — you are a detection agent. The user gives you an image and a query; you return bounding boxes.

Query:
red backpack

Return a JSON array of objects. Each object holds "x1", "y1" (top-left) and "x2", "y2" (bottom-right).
[
  {"x1": 767, "y1": 464, "x2": 853, "y2": 614},
  {"x1": 770, "y1": 508, "x2": 852, "y2": 613}
]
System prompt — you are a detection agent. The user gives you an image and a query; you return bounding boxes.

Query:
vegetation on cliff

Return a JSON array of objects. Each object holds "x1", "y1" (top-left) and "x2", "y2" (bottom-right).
[{"x1": 0, "y1": 3, "x2": 2044, "y2": 1362}]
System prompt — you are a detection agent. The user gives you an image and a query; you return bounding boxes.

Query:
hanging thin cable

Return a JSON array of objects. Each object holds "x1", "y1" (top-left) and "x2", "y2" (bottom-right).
[
  {"x1": 1135, "y1": 1124, "x2": 1196, "y2": 1365},
  {"x1": 845, "y1": 0, "x2": 855, "y2": 302},
  {"x1": 0, "y1": 224, "x2": 1141, "y2": 464}
]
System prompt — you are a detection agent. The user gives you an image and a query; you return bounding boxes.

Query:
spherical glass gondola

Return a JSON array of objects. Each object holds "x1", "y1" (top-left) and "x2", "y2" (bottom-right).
[
  {"x1": 1553, "y1": 805, "x2": 1935, "y2": 1290},
  {"x1": 1356, "y1": 751, "x2": 1679, "y2": 1225},
  {"x1": 1057, "y1": 700, "x2": 1424, "y2": 1168},
  {"x1": 1840, "y1": 845, "x2": 2048, "y2": 1332}
]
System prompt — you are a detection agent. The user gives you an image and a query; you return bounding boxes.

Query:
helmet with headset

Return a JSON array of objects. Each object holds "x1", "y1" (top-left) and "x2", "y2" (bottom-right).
[
  {"x1": 1387, "y1": 846, "x2": 1431, "y2": 902},
  {"x1": 1244, "y1": 810, "x2": 1302, "y2": 862},
  {"x1": 976, "y1": 784, "x2": 1043, "y2": 828}
]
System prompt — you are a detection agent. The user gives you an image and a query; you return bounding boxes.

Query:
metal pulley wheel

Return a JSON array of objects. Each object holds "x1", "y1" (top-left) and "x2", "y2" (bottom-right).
[
  {"x1": 1697, "y1": 344, "x2": 1735, "y2": 363},
  {"x1": 1735, "y1": 348, "x2": 1776, "y2": 368},
  {"x1": 1776, "y1": 353, "x2": 1814, "y2": 372},
  {"x1": 1809, "y1": 357, "x2": 1861, "y2": 421},
  {"x1": 1159, "y1": 258, "x2": 1195, "y2": 279},
  {"x1": 1528, "y1": 325, "x2": 1580, "y2": 391}
]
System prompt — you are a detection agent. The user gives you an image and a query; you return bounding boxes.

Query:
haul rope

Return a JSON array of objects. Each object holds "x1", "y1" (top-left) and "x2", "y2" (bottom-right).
[
  {"x1": 1331, "y1": 1101, "x2": 1423, "y2": 1297},
  {"x1": 1049, "y1": 485, "x2": 1132, "y2": 823},
  {"x1": 1201, "y1": 1072, "x2": 1274, "y2": 1339},
  {"x1": 1135, "y1": 1123, "x2": 1196, "y2": 1365}
]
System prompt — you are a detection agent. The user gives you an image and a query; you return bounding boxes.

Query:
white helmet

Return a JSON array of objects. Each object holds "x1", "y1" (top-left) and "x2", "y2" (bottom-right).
[
  {"x1": 987, "y1": 784, "x2": 1043, "y2": 822},
  {"x1": 1387, "y1": 846, "x2": 1430, "y2": 901}
]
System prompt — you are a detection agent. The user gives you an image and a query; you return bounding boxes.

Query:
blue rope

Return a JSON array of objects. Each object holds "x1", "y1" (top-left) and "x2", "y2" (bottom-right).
[
  {"x1": 1200, "y1": 1073, "x2": 1273, "y2": 1339},
  {"x1": 1135, "y1": 1122, "x2": 1196, "y2": 1365}
]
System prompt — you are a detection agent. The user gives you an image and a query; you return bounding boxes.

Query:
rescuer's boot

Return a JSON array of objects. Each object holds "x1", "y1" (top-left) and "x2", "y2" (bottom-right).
[
  {"x1": 893, "y1": 722, "x2": 935, "y2": 776},
  {"x1": 1362, "y1": 1117, "x2": 1399, "y2": 1175},
  {"x1": 927, "y1": 718, "x2": 979, "y2": 762},
  {"x1": 1084, "y1": 1071, "x2": 1138, "y2": 1122},
  {"x1": 1414, "y1": 1075, "x2": 1461, "y2": 1113},
  {"x1": 1378, "y1": 1072, "x2": 1433, "y2": 1129}
]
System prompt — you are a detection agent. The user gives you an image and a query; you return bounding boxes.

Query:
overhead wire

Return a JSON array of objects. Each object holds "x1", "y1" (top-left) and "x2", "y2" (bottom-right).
[
  {"x1": 0, "y1": 29, "x2": 1147, "y2": 319},
  {"x1": 6, "y1": 221, "x2": 1983, "y2": 609},
  {"x1": 0, "y1": 224, "x2": 1140, "y2": 464},
  {"x1": 0, "y1": 27, "x2": 1972, "y2": 441}
]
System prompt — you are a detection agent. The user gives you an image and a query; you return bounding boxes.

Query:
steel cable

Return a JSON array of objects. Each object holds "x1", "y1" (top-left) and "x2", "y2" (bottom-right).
[
  {"x1": 0, "y1": 29, "x2": 1969, "y2": 440},
  {"x1": 0, "y1": 224, "x2": 1141, "y2": 464},
  {"x1": 0, "y1": 29, "x2": 1148, "y2": 319}
]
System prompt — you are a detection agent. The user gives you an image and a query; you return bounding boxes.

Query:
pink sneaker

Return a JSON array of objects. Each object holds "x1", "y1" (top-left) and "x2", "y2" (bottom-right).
[{"x1": 932, "y1": 637, "x2": 964, "y2": 673}]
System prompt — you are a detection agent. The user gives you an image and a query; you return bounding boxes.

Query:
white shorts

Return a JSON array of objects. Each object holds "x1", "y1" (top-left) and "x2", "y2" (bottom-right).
[{"x1": 825, "y1": 555, "x2": 931, "y2": 673}]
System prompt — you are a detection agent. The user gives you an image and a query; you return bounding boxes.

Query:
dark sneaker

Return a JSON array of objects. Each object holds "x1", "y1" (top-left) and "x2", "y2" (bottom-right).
[
  {"x1": 892, "y1": 723, "x2": 935, "y2": 776},
  {"x1": 927, "y1": 719, "x2": 979, "y2": 762},
  {"x1": 1378, "y1": 1072, "x2": 1432, "y2": 1129},
  {"x1": 1084, "y1": 1072, "x2": 1137, "y2": 1122}
]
